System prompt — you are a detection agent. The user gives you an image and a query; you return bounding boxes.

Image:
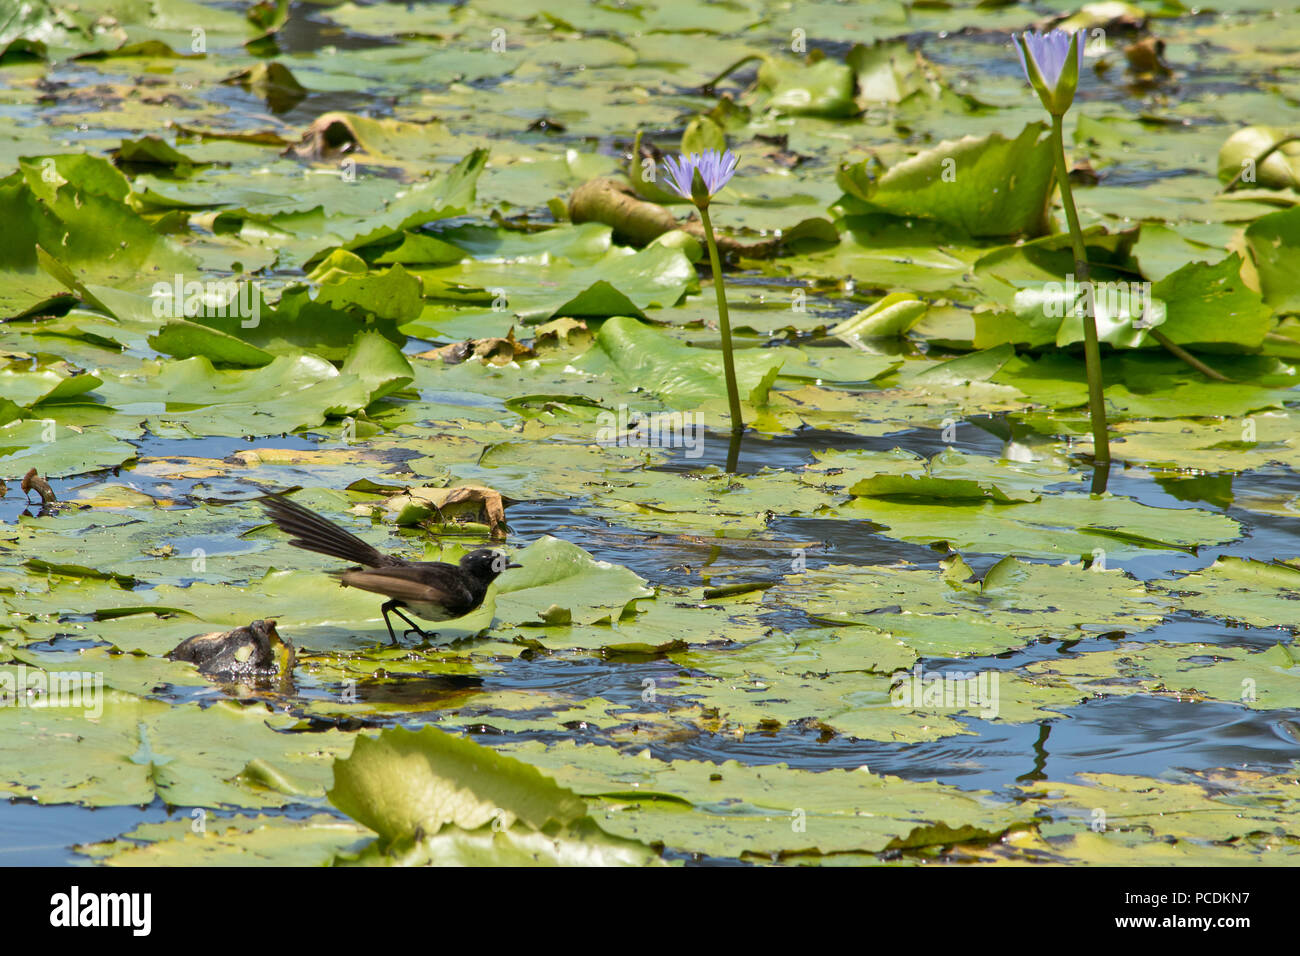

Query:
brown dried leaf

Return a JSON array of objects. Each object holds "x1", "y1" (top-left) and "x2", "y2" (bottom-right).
[
  {"x1": 417, "y1": 328, "x2": 533, "y2": 366},
  {"x1": 386, "y1": 484, "x2": 510, "y2": 538}
]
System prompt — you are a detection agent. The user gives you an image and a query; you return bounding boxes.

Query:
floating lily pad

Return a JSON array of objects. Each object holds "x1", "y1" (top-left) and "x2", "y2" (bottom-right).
[{"x1": 78, "y1": 813, "x2": 370, "y2": 867}]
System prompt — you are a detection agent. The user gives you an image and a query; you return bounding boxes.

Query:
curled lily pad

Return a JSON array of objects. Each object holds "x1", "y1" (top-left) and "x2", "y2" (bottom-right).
[
  {"x1": 326, "y1": 725, "x2": 660, "y2": 865},
  {"x1": 493, "y1": 535, "x2": 654, "y2": 626},
  {"x1": 328, "y1": 724, "x2": 588, "y2": 839},
  {"x1": 835, "y1": 124, "x2": 1055, "y2": 238}
]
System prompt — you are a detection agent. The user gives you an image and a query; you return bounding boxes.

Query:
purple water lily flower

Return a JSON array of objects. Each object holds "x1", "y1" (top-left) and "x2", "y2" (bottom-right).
[
  {"x1": 1014, "y1": 29, "x2": 1085, "y2": 115},
  {"x1": 663, "y1": 149, "x2": 738, "y2": 205}
]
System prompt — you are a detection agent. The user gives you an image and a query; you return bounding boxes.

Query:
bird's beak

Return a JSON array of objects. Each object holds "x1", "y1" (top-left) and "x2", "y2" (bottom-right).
[{"x1": 506, "y1": 562, "x2": 523, "y2": 569}]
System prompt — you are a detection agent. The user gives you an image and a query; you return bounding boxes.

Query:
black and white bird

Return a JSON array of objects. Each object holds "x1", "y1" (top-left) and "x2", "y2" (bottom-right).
[{"x1": 260, "y1": 493, "x2": 520, "y2": 642}]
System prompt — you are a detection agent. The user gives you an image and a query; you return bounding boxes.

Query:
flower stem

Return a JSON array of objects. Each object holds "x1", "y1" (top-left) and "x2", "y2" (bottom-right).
[
  {"x1": 697, "y1": 203, "x2": 745, "y2": 437},
  {"x1": 1051, "y1": 113, "x2": 1110, "y2": 467},
  {"x1": 700, "y1": 55, "x2": 764, "y2": 94},
  {"x1": 1147, "y1": 328, "x2": 1233, "y2": 382}
]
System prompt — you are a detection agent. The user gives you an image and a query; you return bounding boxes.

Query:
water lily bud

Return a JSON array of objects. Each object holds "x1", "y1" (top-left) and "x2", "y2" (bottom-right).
[{"x1": 1014, "y1": 30, "x2": 1084, "y2": 116}]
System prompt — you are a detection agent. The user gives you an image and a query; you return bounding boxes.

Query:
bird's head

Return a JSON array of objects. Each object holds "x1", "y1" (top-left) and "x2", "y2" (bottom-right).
[{"x1": 460, "y1": 548, "x2": 522, "y2": 581}]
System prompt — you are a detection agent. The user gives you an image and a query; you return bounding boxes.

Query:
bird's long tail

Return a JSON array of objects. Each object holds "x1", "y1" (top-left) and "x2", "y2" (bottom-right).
[{"x1": 260, "y1": 493, "x2": 393, "y2": 568}]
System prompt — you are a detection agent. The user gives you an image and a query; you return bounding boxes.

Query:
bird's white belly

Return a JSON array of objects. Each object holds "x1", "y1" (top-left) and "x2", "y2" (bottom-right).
[{"x1": 405, "y1": 602, "x2": 461, "y2": 622}]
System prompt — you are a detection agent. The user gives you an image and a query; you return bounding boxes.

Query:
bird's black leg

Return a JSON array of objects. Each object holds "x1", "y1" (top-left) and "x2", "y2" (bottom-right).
[
  {"x1": 382, "y1": 601, "x2": 435, "y2": 642},
  {"x1": 380, "y1": 600, "x2": 403, "y2": 644}
]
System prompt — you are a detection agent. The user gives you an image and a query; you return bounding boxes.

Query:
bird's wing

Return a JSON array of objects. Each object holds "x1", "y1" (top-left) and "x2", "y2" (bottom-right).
[{"x1": 340, "y1": 565, "x2": 475, "y2": 612}]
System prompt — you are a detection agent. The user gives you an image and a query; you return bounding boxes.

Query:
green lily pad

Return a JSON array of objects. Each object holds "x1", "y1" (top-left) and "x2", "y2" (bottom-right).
[
  {"x1": 415, "y1": 243, "x2": 696, "y2": 321},
  {"x1": 0, "y1": 691, "x2": 351, "y2": 808},
  {"x1": 575, "y1": 315, "x2": 785, "y2": 407},
  {"x1": 0, "y1": 419, "x2": 141, "y2": 477},
  {"x1": 93, "y1": 349, "x2": 393, "y2": 439},
  {"x1": 77, "y1": 813, "x2": 370, "y2": 867},
  {"x1": 835, "y1": 124, "x2": 1054, "y2": 238},
  {"x1": 1154, "y1": 557, "x2": 1300, "y2": 631},
  {"x1": 1244, "y1": 205, "x2": 1300, "y2": 314},
  {"x1": 784, "y1": 556, "x2": 1166, "y2": 657},
  {"x1": 757, "y1": 55, "x2": 857, "y2": 118},
  {"x1": 501, "y1": 740, "x2": 1034, "y2": 859},
  {"x1": 493, "y1": 536, "x2": 654, "y2": 627}
]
